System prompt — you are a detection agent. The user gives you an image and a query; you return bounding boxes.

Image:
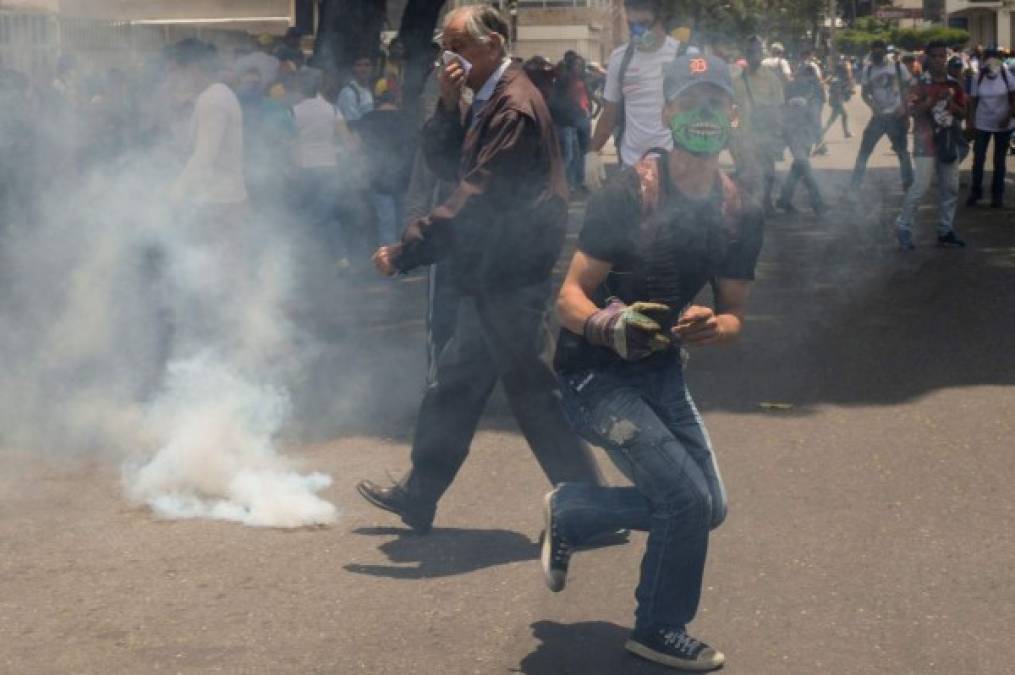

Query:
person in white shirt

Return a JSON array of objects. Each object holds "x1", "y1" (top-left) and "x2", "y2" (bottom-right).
[
  {"x1": 337, "y1": 54, "x2": 375, "y2": 122},
  {"x1": 170, "y1": 39, "x2": 248, "y2": 208},
  {"x1": 291, "y1": 67, "x2": 353, "y2": 268},
  {"x1": 966, "y1": 47, "x2": 1015, "y2": 208},
  {"x1": 762, "y1": 42, "x2": 793, "y2": 83},
  {"x1": 584, "y1": 0, "x2": 679, "y2": 186},
  {"x1": 849, "y1": 39, "x2": 914, "y2": 192}
]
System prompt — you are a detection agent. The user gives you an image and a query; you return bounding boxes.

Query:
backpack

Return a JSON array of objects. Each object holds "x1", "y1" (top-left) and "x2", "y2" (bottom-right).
[
  {"x1": 918, "y1": 75, "x2": 965, "y2": 164},
  {"x1": 633, "y1": 149, "x2": 742, "y2": 236}
]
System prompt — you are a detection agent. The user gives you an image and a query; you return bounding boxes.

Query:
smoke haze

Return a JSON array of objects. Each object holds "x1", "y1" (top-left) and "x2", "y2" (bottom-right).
[{"x1": 0, "y1": 55, "x2": 341, "y2": 528}]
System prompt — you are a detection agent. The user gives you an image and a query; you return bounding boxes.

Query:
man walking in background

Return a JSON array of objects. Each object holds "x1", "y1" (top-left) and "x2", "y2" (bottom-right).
[
  {"x1": 733, "y1": 36, "x2": 786, "y2": 213},
  {"x1": 337, "y1": 54, "x2": 375, "y2": 122},
  {"x1": 894, "y1": 41, "x2": 967, "y2": 250},
  {"x1": 291, "y1": 67, "x2": 351, "y2": 269},
  {"x1": 849, "y1": 39, "x2": 914, "y2": 195},
  {"x1": 356, "y1": 5, "x2": 604, "y2": 533},
  {"x1": 169, "y1": 39, "x2": 247, "y2": 214},
  {"x1": 584, "y1": 0, "x2": 679, "y2": 187},
  {"x1": 966, "y1": 47, "x2": 1015, "y2": 209}
]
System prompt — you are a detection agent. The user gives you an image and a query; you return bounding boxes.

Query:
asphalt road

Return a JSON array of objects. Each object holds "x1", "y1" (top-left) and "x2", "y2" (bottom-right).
[{"x1": 2, "y1": 97, "x2": 1015, "y2": 674}]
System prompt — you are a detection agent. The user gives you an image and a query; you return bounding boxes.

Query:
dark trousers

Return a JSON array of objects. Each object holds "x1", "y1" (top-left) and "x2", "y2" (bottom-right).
[
  {"x1": 970, "y1": 129, "x2": 1013, "y2": 202},
  {"x1": 402, "y1": 280, "x2": 603, "y2": 508},
  {"x1": 425, "y1": 262, "x2": 461, "y2": 385},
  {"x1": 851, "y1": 113, "x2": 914, "y2": 189},
  {"x1": 293, "y1": 168, "x2": 346, "y2": 260},
  {"x1": 780, "y1": 160, "x2": 825, "y2": 211},
  {"x1": 821, "y1": 99, "x2": 850, "y2": 139}
]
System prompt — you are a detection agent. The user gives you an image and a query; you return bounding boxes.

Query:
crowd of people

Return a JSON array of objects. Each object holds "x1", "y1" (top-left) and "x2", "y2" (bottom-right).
[{"x1": 0, "y1": 28, "x2": 419, "y2": 270}]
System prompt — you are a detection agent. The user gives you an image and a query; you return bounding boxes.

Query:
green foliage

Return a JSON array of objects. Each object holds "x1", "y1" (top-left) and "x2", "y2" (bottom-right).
[{"x1": 835, "y1": 25, "x2": 970, "y2": 55}]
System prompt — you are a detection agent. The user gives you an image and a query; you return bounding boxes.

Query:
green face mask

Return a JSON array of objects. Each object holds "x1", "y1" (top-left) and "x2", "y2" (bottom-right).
[{"x1": 669, "y1": 105, "x2": 732, "y2": 156}]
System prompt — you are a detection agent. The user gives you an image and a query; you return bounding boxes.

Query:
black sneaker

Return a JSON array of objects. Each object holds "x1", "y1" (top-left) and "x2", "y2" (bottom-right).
[
  {"x1": 896, "y1": 229, "x2": 915, "y2": 251},
  {"x1": 937, "y1": 231, "x2": 966, "y2": 248},
  {"x1": 540, "y1": 487, "x2": 572, "y2": 592},
  {"x1": 966, "y1": 194, "x2": 980, "y2": 207},
  {"x1": 356, "y1": 480, "x2": 434, "y2": 533},
  {"x1": 990, "y1": 198, "x2": 1003, "y2": 209},
  {"x1": 626, "y1": 627, "x2": 725, "y2": 671},
  {"x1": 775, "y1": 199, "x2": 798, "y2": 214}
]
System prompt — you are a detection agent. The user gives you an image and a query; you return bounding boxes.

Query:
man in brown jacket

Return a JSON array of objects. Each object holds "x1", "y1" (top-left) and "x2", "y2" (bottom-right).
[{"x1": 357, "y1": 4, "x2": 604, "y2": 533}]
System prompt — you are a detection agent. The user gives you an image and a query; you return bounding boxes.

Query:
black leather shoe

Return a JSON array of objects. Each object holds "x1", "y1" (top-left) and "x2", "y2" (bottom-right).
[{"x1": 356, "y1": 480, "x2": 434, "y2": 533}]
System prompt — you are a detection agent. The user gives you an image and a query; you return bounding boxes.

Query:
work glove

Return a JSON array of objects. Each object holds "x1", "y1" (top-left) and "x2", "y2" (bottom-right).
[
  {"x1": 585, "y1": 151, "x2": 606, "y2": 191},
  {"x1": 583, "y1": 298, "x2": 672, "y2": 361}
]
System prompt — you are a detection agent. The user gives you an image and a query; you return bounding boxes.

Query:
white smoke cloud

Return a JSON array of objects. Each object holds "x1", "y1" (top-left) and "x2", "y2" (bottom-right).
[
  {"x1": 124, "y1": 354, "x2": 336, "y2": 528},
  {"x1": 0, "y1": 57, "x2": 340, "y2": 528}
]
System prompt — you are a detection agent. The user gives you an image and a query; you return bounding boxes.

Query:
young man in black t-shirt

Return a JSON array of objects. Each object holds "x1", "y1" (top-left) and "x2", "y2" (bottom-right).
[{"x1": 539, "y1": 54, "x2": 763, "y2": 672}]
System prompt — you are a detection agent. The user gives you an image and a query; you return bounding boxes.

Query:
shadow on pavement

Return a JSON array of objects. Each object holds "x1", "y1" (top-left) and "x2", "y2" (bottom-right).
[
  {"x1": 343, "y1": 526, "x2": 537, "y2": 579},
  {"x1": 517, "y1": 620, "x2": 672, "y2": 675},
  {"x1": 686, "y1": 165, "x2": 1015, "y2": 415}
]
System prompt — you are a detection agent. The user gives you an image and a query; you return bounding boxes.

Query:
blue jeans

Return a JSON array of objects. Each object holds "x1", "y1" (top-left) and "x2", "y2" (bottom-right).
[
  {"x1": 371, "y1": 192, "x2": 403, "y2": 247},
  {"x1": 575, "y1": 116, "x2": 591, "y2": 188},
  {"x1": 557, "y1": 125, "x2": 578, "y2": 189},
  {"x1": 895, "y1": 155, "x2": 960, "y2": 237},
  {"x1": 851, "y1": 113, "x2": 914, "y2": 189},
  {"x1": 555, "y1": 355, "x2": 727, "y2": 631},
  {"x1": 294, "y1": 168, "x2": 347, "y2": 260}
]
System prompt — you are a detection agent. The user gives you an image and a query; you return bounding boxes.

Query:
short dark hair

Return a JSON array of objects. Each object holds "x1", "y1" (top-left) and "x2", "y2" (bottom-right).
[
  {"x1": 870, "y1": 39, "x2": 887, "y2": 50},
  {"x1": 925, "y1": 39, "x2": 948, "y2": 53}
]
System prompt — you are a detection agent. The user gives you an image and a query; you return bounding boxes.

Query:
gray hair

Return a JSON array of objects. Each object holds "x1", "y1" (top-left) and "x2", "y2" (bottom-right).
[{"x1": 443, "y1": 5, "x2": 510, "y2": 52}]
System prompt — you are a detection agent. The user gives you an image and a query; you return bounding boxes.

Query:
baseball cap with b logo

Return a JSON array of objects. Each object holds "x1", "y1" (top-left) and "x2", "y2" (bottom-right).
[{"x1": 663, "y1": 53, "x2": 735, "y2": 102}]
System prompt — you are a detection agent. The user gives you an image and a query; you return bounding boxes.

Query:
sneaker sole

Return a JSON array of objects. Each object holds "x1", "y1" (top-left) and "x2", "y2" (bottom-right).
[
  {"x1": 541, "y1": 489, "x2": 566, "y2": 592},
  {"x1": 624, "y1": 639, "x2": 725, "y2": 672}
]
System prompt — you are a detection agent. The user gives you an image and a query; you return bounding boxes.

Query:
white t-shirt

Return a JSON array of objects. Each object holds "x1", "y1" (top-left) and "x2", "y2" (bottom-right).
[
  {"x1": 861, "y1": 60, "x2": 912, "y2": 116},
  {"x1": 174, "y1": 82, "x2": 248, "y2": 205},
  {"x1": 292, "y1": 95, "x2": 343, "y2": 169},
  {"x1": 971, "y1": 68, "x2": 1015, "y2": 132},
  {"x1": 604, "y1": 36, "x2": 680, "y2": 166},
  {"x1": 762, "y1": 56, "x2": 792, "y2": 81}
]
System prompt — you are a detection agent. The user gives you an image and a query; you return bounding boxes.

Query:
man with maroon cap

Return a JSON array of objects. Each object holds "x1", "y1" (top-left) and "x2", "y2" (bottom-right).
[{"x1": 539, "y1": 53, "x2": 764, "y2": 671}]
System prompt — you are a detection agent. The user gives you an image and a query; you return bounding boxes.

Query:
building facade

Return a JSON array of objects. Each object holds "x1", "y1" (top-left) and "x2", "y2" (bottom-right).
[
  {"x1": 946, "y1": 0, "x2": 1015, "y2": 48},
  {"x1": 0, "y1": 0, "x2": 293, "y2": 79},
  {"x1": 452, "y1": 0, "x2": 625, "y2": 66}
]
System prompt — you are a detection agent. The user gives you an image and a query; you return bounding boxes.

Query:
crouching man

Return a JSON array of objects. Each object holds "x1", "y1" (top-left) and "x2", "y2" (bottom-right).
[{"x1": 539, "y1": 54, "x2": 764, "y2": 671}]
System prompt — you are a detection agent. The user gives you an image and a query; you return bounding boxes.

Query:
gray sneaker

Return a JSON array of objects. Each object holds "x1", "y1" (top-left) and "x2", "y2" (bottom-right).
[
  {"x1": 539, "y1": 487, "x2": 572, "y2": 592},
  {"x1": 626, "y1": 626, "x2": 725, "y2": 671}
]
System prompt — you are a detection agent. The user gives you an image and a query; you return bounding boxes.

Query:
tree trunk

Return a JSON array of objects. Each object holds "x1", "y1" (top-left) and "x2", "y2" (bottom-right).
[
  {"x1": 312, "y1": 0, "x2": 388, "y2": 77},
  {"x1": 396, "y1": 0, "x2": 445, "y2": 123}
]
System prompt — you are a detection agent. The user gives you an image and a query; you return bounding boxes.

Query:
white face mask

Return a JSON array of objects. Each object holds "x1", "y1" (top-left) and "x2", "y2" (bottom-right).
[
  {"x1": 986, "y1": 57, "x2": 1002, "y2": 75},
  {"x1": 441, "y1": 50, "x2": 473, "y2": 78}
]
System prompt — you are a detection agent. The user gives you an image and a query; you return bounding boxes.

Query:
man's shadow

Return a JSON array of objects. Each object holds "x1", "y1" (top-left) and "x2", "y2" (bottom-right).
[
  {"x1": 344, "y1": 526, "x2": 538, "y2": 579},
  {"x1": 517, "y1": 621, "x2": 676, "y2": 674}
]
